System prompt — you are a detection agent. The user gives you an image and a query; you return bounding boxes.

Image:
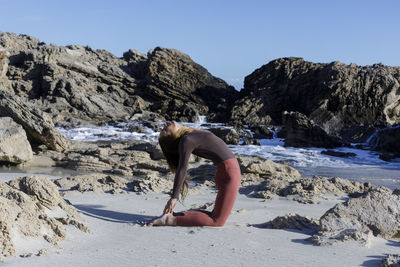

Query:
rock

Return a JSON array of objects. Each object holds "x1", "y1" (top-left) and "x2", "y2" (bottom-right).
[
  {"x1": 250, "y1": 125, "x2": 274, "y2": 139},
  {"x1": 0, "y1": 49, "x2": 7, "y2": 76},
  {"x1": 230, "y1": 57, "x2": 400, "y2": 137},
  {"x1": 379, "y1": 153, "x2": 400, "y2": 162},
  {"x1": 0, "y1": 117, "x2": 33, "y2": 163},
  {"x1": 321, "y1": 150, "x2": 356, "y2": 158},
  {"x1": 339, "y1": 122, "x2": 388, "y2": 143},
  {"x1": 254, "y1": 213, "x2": 320, "y2": 231},
  {"x1": 54, "y1": 174, "x2": 131, "y2": 195},
  {"x1": 0, "y1": 90, "x2": 70, "y2": 151},
  {"x1": 309, "y1": 187, "x2": 400, "y2": 246},
  {"x1": 1, "y1": 32, "x2": 238, "y2": 125},
  {"x1": 131, "y1": 176, "x2": 174, "y2": 194},
  {"x1": 239, "y1": 159, "x2": 370, "y2": 203},
  {"x1": 369, "y1": 125, "x2": 400, "y2": 156},
  {"x1": 282, "y1": 111, "x2": 343, "y2": 148},
  {"x1": 145, "y1": 47, "x2": 238, "y2": 122},
  {"x1": 237, "y1": 155, "x2": 301, "y2": 180},
  {"x1": 0, "y1": 48, "x2": 12, "y2": 93},
  {"x1": 382, "y1": 254, "x2": 400, "y2": 267},
  {"x1": 241, "y1": 139, "x2": 261, "y2": 146},
  {"x1": 127, "y1": 142, "x2": 164, "y2": 160},
  {"x1": 208, "y1": 128, "x2": 240, "y2": 145},
  {"x1": 0, "y1": 176, "x2": 89, "y2": 260},
  {"x1": 280, "y1": 176, "x2": 369, "y2": 204}
]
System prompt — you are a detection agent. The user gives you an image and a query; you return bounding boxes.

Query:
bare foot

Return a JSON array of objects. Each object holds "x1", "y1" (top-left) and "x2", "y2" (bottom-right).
[{"x1": 147, "y1": 213, "x2": 177, "y2": 226}]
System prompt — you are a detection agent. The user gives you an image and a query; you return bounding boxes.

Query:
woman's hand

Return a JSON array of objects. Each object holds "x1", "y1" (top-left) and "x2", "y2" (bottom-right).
[{"x1": 163, "y1": 198, "x2": 177, "y2": 214}]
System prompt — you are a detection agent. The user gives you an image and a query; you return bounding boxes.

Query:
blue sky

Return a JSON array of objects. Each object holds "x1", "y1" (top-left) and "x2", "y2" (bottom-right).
[{"x1": 1, "y1": 0, "x2": 399, "y2": 89}]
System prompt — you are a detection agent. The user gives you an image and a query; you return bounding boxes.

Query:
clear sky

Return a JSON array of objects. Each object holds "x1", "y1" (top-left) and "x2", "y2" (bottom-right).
[{"x1": 1, "y1": 0, "x2": 399, "y2": 89}]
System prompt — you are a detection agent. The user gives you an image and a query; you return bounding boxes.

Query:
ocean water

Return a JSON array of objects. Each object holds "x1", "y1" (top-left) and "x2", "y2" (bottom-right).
[{"x1": 56, "y1": 116, "x2": 400, "y2": 189}]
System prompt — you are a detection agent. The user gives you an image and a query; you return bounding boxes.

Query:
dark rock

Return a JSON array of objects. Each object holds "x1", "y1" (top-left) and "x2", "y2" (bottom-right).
[
  {"x1": 142, "y1": 121, "x2": 161, "y2": 132},
  {"x1": 369, "y1": 125, "x2": 400, "y2": 156},
  {"x1": 230, "y1": 57, "x2": 400, "y2": 137},
  {"x1": 208, "y1": 128, "x2": 240, "y2": 145},
  {"x1": 145, "y1": 47, "x2": 238, "y2": 122},
  {"x1": 379, "y1": 153, "x2": 400, "y2": 162},
  {"x1": 321, "y1": 150, "x2": 356, "y2": 158},
  {"x1": 241, "y1": 139, "x2": 261, "y2": 146},
  {"x1": 339, "y1": 121, "x2": 389, "y2": 143},
  {"x1": 250, "y1": 125, "x2": 274, "y2": 139},
  {"x1": 282, "y1": 111, "x2": 343, "y2": 148}
]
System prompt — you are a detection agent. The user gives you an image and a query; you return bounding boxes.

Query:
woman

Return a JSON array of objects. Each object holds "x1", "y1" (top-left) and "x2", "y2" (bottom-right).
[{"x1": 148, "y1": 121, "x2": 242, "y2": 226}]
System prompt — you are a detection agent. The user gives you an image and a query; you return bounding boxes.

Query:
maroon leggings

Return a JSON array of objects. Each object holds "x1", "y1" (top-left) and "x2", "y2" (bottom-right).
[{"x1": 176, "y1": 158, "x2": 241, "y2": 226}]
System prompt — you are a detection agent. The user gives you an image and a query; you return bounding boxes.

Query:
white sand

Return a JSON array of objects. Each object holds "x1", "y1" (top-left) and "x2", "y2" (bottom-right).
[{"x1": 2, "y1": 183, "x2": 399, "y2": 267}]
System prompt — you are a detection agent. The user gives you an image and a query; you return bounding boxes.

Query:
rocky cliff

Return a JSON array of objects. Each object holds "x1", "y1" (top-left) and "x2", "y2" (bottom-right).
[
  {"x1": 0, "y1": 31, "x2": 237, "y2": 127},
  {"x1": 231, "y1": 57, "x2": 400, "y2": 139}
]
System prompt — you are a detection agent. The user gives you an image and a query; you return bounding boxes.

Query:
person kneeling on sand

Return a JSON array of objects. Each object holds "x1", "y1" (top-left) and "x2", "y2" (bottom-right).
[{"x1": 148, "y1": 121, "x2": 242, "y2": 226}]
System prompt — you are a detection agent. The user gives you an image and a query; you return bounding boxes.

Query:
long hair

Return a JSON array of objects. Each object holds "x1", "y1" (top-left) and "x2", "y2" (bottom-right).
[{"x1": 159, "y1": 126, "x2": 198, "y2": 200}]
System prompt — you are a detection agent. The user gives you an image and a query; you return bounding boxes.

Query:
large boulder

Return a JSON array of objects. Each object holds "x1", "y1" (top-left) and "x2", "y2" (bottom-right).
[
  {"x1": 145, "y1": 47, "x2": 238, "y2": 122},
  {"x1": 282, "y1": 111, "x2": 343, "y2": 148},
  {"x1": 309, "y1": 187, "x2": 400, "y2": 246},
  {"x1": 0, "y1": 117, "x2": 33, "y2": 163},
  {"x1": 230, "y1": 57, "x2": 400, "y2": 137},
  {"x1": 0, "y1": 90, "x2": 69, "y2": 151}
]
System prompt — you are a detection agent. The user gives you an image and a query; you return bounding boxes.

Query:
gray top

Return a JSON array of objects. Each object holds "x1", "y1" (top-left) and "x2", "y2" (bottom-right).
[{"x1": 171, "y1": 130, "x2": 235, "y2": 198}]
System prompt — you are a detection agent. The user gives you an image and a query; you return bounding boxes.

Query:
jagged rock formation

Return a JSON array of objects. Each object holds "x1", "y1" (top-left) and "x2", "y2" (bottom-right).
[
  {"x1": 282, "y1": 111, "x2": 343, "y2": 148},
  {"x1": 309, "y1": 187, "x2": 400, "y2": 246},
  {"x1": 0, "y1": 176, "x2": 89, "y2": 260},
  {"x1": 0, "y1": 90, "x2": 70, "y2": 151},
  {"x1": 145, "y1": 47, "x2": 238, "y2": 122},
  {"x1": 230, "y1": 57, "x2": 400, "y2": 139},
  {"x1": 0, "y1": 117, "x2": 33, "y2": 163},
  {"x1": 0, "y1": 31, "x2": 236, "y2": 127},
  {"x1": 368, "y1": 125, "x2": 400, "y2": 155}
]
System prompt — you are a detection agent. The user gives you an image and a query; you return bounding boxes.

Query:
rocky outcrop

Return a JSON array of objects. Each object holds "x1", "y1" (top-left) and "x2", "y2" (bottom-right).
[
  {"x1": 0, "y1": 32, "x2": 237, "y2": 127},
  {"x1": 0, "y1": 90, "x2": 69, "y2": 151},
  {"x1": 238, "y1": 156, "x2": 371, "y2": 203},
  {"x1": 145, "y1": 47, "x2": 238, "y2": 122},
  {"x1": 54, "y1": 174, "x2": 131, "y2": 195},
  {"x1": 0, "y1": 117, "x2": 33, "y2": 163},
  {"x1": 309, "y1": 187, "x2": 400, "y2": 246},
  {"x1": 368, "y1": 125, "x2": 400, "y2": 155},
  {"x1": 254, "y1": 213, "x2": 320, "y2": 231},
  {"x1": 282, "y1": 111, "x2": 343, "y2": 148},
  {"x1": 0, "y1": 176, "x2": 89, "y2": 260},
  {"x1": 208, "y1": 128, "x2": 240, "y2": 145},
  {"x1": 230, "y1": 57, "x2": 400, "y2": 137}
]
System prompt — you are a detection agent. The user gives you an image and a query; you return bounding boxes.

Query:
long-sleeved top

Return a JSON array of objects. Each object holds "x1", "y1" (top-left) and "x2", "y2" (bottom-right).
[{"x1": 171, "y1": 130, "x2": 235, "y2": 199}]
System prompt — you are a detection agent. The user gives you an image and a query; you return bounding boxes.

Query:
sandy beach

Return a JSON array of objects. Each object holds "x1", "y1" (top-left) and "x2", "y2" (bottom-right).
[{"x1": 1, "y1": 171, "x2": 399, "y2": 267}]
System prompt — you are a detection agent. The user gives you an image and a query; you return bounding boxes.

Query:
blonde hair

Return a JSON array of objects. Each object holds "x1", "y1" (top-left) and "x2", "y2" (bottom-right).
[{"x1": 159, "y1": 126, "x2": 199, "y2": 200}]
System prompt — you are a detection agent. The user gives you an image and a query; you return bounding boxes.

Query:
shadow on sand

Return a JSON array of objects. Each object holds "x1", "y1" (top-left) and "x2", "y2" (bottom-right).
[{"x1": 74, "y1": 204, "x2": 156, "y2": 226}]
